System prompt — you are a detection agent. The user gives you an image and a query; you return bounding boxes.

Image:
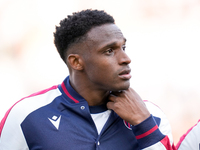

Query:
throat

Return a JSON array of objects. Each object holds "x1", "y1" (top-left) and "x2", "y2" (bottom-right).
[{"x1": 82, "y1": 91, "x2": 110, "y2": 106}]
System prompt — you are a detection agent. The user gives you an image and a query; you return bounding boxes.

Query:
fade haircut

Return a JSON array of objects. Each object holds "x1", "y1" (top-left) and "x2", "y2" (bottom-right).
[{"x1": 54, "y1": 9, "x2": 115, "y2": 63}]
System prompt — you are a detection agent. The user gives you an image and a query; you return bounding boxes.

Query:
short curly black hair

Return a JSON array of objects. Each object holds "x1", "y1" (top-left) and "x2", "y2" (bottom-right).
[{"x1": 54, "y1": 9, "x2": 115, "y2": 63}]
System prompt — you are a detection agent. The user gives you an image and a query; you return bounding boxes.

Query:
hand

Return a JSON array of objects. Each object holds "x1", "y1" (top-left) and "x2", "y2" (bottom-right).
[{"x1": 107, "y1": 88, "x2": 150, "y2": 126}]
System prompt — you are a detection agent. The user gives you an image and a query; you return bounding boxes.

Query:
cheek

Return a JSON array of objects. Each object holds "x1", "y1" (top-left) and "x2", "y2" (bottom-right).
[
  {"x1": 87, "y1": 62, "x2": 114, "y2": 79},
  {"x1": 94, "y1": 62, "x2": 115, "y2": 75},
  {"x1": 84, "y1": 57, "x2": 118, "y2": 79}
]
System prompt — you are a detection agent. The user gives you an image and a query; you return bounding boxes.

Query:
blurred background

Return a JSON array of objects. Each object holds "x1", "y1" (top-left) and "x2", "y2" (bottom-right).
[{"x1": 0, "y1": 0, "x2": 200, "y2": 145}]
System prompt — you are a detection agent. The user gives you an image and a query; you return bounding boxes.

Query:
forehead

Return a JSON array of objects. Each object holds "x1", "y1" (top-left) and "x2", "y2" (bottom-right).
[{"x1": 85, "y1": 24, "x2": 125, "y2": 50}]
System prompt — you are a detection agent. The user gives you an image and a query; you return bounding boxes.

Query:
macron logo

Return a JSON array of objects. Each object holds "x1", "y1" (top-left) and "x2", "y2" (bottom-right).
[{"x1": 48, "y1": 115, "x2": 61, "y2": 130}]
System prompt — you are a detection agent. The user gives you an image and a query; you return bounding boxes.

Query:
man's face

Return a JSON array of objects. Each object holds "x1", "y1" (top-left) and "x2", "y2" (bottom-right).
[{"x1": 81, "y1": 23, "x2": 131, "y2": 91}]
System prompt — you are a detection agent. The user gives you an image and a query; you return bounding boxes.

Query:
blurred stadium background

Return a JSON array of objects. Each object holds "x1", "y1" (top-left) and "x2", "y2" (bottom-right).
[{"x1": 0, "y1": 0, "x2": 200, "y2": 144}]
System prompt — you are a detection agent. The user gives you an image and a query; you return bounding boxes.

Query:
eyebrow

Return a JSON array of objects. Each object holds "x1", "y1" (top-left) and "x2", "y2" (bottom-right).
[{"x1": 101, "y1": 38, "x2": 127, "y2": 50}]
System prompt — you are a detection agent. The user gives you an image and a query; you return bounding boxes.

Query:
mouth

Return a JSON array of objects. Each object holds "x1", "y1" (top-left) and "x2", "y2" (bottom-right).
[{"x1": 118, "y1": 69, "x2": 132, "y2": 80}]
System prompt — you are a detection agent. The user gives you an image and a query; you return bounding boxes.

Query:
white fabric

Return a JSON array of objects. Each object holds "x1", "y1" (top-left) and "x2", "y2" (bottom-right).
[
  {"x1": 177, "y1": 121, "x2": 200, "y2": 150},
  {"x1": 91, "y1": 110, "x2": 111, "y2": 135}
]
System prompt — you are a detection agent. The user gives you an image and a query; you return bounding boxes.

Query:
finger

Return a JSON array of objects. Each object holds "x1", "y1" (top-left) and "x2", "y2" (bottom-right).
[
  {"x1": 106, "y1": 101, "x2": 114, "y2": 110},
  {"x1": 108, "y1": 94, "x2": 117, "y2": 102}
]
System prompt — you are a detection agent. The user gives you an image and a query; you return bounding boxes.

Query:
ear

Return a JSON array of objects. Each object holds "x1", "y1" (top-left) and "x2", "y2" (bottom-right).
[{"x1": 67, "y1": 54, "x2": 84, "y2": 71}]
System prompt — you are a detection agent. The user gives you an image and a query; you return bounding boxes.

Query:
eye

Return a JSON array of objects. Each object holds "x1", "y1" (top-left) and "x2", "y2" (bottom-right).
[
  {"x1": 122, "y1": 45, "x2": 126, "y2": 51},
  {"x1": 105, "y1": 48, "x2": 114, "y2": 54}
]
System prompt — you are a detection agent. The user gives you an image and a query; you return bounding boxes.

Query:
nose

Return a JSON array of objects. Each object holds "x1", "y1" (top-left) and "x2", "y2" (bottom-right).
[{"x1": 118, "y1": 50, "x2": 131, "y2": 65}]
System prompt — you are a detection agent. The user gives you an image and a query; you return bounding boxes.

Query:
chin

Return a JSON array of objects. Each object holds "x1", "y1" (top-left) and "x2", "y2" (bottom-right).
[
  {"x1": 122, "y1": 80, "x2": 130, "y2": 89},
  {"x1": 112, "y1": 82, "x2": 130, "y2": 91},
  {"x1": 120, "y1": 86, "x2": 130, "y2": 91}
]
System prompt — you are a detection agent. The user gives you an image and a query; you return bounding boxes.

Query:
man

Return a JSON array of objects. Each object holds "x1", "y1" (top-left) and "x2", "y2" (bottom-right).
[
  {"x1": 0, "y1": 9, "x2": 176, "y2": 149},
  {"x1": 176, "y1": 120, "x2": 200, "y2": 150}
]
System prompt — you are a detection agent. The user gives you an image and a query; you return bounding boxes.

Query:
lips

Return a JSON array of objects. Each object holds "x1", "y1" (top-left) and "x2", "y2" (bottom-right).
[
  {"x1": 118, "y1": 69, "x2": 132, "y2": 80},
  {"x1": 119, "y1": 69, "x2": 131, "y2": 75}
]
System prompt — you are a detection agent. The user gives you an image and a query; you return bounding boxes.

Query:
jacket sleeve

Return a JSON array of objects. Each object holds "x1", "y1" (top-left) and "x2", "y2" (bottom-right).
[
  {"x1": 0, "y1": 101, "x2": 29, "y2": 150},
  {"x1": 131, "y1": 100, "x2": 176, "y2": 150},
  {"x1": 176, "y1": 120, "x2": 200, "y2": 150}
]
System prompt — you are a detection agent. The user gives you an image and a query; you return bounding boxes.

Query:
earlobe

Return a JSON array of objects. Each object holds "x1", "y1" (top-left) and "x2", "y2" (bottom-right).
[{"x1": 67, "y1": 54, "x2": 83, "y2": 70}]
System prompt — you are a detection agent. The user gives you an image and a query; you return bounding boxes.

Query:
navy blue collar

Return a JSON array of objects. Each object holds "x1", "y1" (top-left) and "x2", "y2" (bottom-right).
[
  {"x1": 89, "y1": 104, "x2": 108, "y2": 114},
  {"x1": 60, "y1": 76, "x2": 85, "y2": 103}
]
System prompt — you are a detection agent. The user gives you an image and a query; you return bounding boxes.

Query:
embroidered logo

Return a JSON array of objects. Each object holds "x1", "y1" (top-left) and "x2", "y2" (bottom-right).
[
  {"x1": 123, "y1": 120, "x2": 132, "y2": 130},
  {"x1": 48, "y1": 115, "x2": 61, "y2": 130}
]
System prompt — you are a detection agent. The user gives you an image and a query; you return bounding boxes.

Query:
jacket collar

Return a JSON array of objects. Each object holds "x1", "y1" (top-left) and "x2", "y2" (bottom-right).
[{"x1": 59, "y1": 76, "x2": 85, "y2": 103}]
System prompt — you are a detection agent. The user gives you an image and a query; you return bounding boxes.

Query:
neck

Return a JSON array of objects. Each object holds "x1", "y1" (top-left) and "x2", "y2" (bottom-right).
[{"x1": 69, "y1": 74, "x2": 110, "y2": 106}]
